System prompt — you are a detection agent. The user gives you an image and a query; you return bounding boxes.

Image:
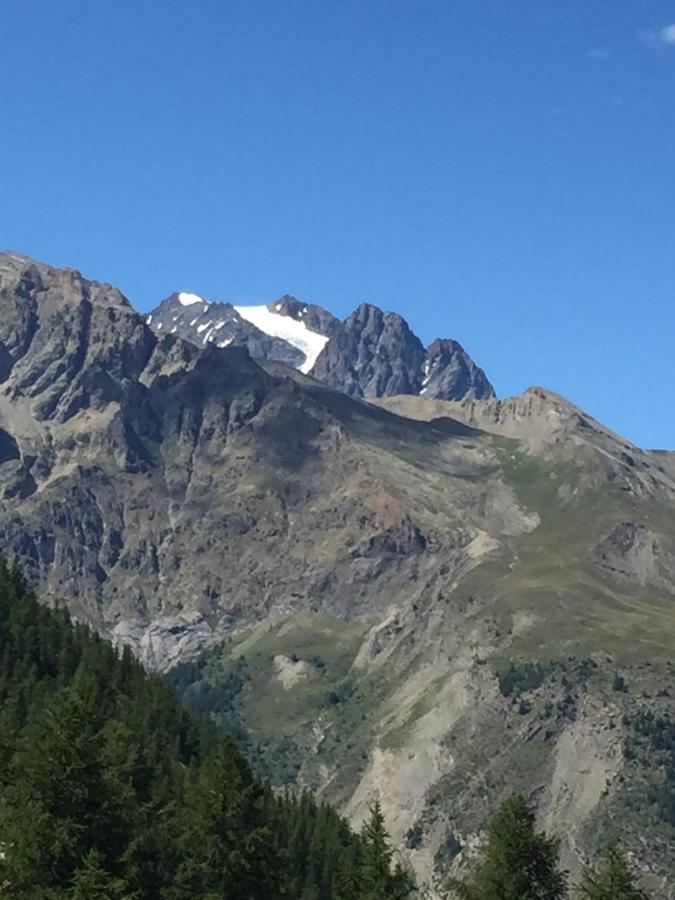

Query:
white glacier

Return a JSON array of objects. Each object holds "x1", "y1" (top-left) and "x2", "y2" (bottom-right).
[{"x1": 233, "y1": 304, "x2": 328, "y2": 374}]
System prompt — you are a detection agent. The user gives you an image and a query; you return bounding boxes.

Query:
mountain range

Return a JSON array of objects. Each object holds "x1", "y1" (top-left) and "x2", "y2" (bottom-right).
[
  {"x1": 1, "y1": 250, "x2": 675, "y2": 896},
  {"x1": 148, "y1": 288, "x2": 495, "y2": 402}
]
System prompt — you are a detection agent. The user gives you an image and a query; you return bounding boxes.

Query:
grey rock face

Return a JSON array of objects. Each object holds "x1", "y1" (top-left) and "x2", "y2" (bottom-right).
[
  {"x1": 0, "y1": 252, "x2": 156, "y2": 422},
  {"x1": 0, "y1": 252, "x2": 519, "y2": 665},
  {"x1": 5, "y1": 254, "x2": 675, "y2": 900},
  {"x1": 272, "y1": 294, "x2": 341, "y2": 339},
  {"x1": 422, "y1": 338, "x2": 495, "y2": 400},
  {"x1": 310, "y1": 304, "x2": 427, "y2": 398},
  {"x1": 309, "y1": 305, "x2": 495, "y2": 401}
]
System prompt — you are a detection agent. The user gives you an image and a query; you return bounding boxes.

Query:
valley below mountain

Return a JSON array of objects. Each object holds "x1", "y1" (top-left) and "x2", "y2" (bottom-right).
[{"x1": 1, "y1": 250, "x2": 674, "y2": 896}]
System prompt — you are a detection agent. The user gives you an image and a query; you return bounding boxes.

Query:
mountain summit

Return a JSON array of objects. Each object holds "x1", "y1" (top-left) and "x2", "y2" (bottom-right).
[{"x1": 148, "y1": 290, "x2": 495, "y2": 401}]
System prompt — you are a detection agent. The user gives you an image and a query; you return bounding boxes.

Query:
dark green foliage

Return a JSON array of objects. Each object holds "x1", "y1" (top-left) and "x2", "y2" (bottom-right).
[
  {"x1": 69, "y1": 851, "x2": 133, "y2": 899},
  {"x1": 358, "y1": 802, "x2": 410, "y2": 900},
  {"x1": 626, "y1": 710, "x2": 675, "y2": 827},
  {"x1": 405, "y1": 822, "x2": 424, "y2": 849},
  {"x1": 325, "y1": 678, "x2": 355, "y2": 708},
  {"x1": 0, "y1": 561, "x2": 410, "y2": 899},
  {"x1": 166, "y1": 653, "x2": 254, "y2": 752},
  {"x1": 613, "y1": 673, "x2": 628, "y2": 693},
  {"x1": 167, "y1": 652, "x2": 306, "y2": 783},
  {"x1": 497, "y1": 660, "x2": 557, "y2": 697},
  {"x1": 168, "y1": 739, "x2": 282, "y2": 899},
  {"x1": 449, "y1": 794, "x2": 567, "y2": 900},
  {"x1": 577, "y1": 846, "x2": 649, "y2": 899}
]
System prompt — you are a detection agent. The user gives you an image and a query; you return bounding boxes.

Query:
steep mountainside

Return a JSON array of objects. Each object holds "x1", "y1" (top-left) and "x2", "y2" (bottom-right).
[
  {"x1": 149, "y1": 290, "x2": 494, "y2": 402},
  {"x1": 2, "y1": 251, "x2": 675, "y2": 896},
  {"x1": 169, "y1": 376, "x2": 675, "y2": 896},
  {"x1": 0, "y1": 252, "x2": 519, "y2": 667}
]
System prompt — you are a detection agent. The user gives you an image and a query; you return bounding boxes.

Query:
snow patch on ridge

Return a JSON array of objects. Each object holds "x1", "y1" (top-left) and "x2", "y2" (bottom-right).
[
  {"x1": 178, "y1": 292, "x2": 207, "y2": 307},
  {"x1": 419, "y1": 359, "x2": 432, "y2": 395},
  {"x1": 233, "y1": 304, "x2": 329, "y2": 373}
]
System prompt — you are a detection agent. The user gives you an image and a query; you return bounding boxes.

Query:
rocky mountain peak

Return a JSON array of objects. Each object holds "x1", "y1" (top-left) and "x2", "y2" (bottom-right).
[
  {"x1": 311, "y1": 303, "x2": 427, "y2": 398},
  {"x1": 423, "y1": 337, "x2": 495, "y2": 401},
  {"x1": 267, "y1": 295, "x2": 340, "y2": 341},
  {"x1": 149, "y1": 291, "x2": 307, "y2": 368},
  {"x1": 273, "y1": 294, "x2": 305, "y2": 315},
  {"x1": 310, "y1": 303, "x2": 495, "y2": 402},
  {"x1": 149, "y1": 287, "x2": 495, "y2": 403},
  {"x1": 0, "y1": 251, "x2": 133, "y2": 311},
  {"x1": 0, "y1": 251, "x2": 154, "y2": 423},
  {"x1": 3, "y1": 253, "x2": 675, "y2": 895}
]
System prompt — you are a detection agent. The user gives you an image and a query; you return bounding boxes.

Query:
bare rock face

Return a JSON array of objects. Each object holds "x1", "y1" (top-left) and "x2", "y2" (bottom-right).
[
  {"x1": 0, "y1": 252, "x2": 522, "y2": 663},
  {"x1": 310, "y1": 303, "x2": 427, "y2": 397},
  {"x1": 422, "y1": 338, "x2": 495, "y2": 401},
  {"x1": 273, "y1": 294, "x2": 341, "y2": 339},
  {"x1": 594, "y1": 522, "x2": 675, "y2": 590},
  {"x1": 310, "y1": 305, "x2": 495, "y2": 401},
  {"x1": 3, "y1": 252, "x2": 674, "y2": 672},
  {"x1": 0, "y1": 252, "x2": 156, "y2": 422}
]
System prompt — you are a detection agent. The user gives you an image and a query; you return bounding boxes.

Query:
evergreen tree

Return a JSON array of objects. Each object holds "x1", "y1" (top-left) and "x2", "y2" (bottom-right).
[
  {"x1": 449, "y1": 794, "x2": 567, "y2": 900},
  {"x1": 69, "y1": 850, "x2": 135, "y2": 899},
  {"x1": 332, "y1": 840, "x2": 363, "y2": 900},
  {"x1": 577, "y1": 846, "x2": 649, "y2": 900},
  {"x1": 0, "y1": 669, "x2": 133, "y2": 894},
  {"x1": 359, "y1": 802, "x2": 409, "y2": 900},
  {"x1": 169, "y1": 737, "x2": 285, "y2": 899}
]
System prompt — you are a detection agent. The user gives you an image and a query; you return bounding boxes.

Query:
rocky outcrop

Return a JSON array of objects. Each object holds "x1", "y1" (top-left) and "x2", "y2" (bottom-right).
[
  {"x1": 310, "y1": 303, "x2": 427, "y2": 397},
  {"x1": 422, "y1": 338, "x2": 495, "y2": 401},
  {"x1": 273, "y1": 294, "x2": 341, "y2": 339},
  {"x1": 309, "y1": 304, "x2": 495, "y2": 401},
  {"x1": 594, "y1": 521, "x2": 675, "y2": 590}
]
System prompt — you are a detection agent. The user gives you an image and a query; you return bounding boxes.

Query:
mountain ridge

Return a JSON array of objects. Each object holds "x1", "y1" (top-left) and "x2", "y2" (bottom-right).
[{"x1": 148, "y1": 286, "x2": 495, "y2": 402}]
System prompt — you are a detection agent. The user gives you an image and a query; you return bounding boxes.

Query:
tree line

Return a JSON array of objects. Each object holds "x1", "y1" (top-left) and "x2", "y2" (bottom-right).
[
  {"x1": 0, "y1": 560, "x2": 653, "y2": 898},
  {"x1": 447, "y1": 793, "x2": 649, "y2": 899},
  {"x1": 0, "y1": 561, "x2": 407, "y2": 898}
]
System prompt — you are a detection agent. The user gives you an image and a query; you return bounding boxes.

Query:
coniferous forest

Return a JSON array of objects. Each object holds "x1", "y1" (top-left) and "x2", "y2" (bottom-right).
[
  {"x1": 0, "y1": 561, "x2": 408, "y2": 899},
  {"x1": 0, "y1": 560, "x2": 650, "y2": 899}
]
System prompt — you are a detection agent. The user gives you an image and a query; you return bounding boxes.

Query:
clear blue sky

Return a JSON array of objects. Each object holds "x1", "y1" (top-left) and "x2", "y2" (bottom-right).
[{"x1": 2, "y1": 1, "x2": 674, "y2": 448}]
